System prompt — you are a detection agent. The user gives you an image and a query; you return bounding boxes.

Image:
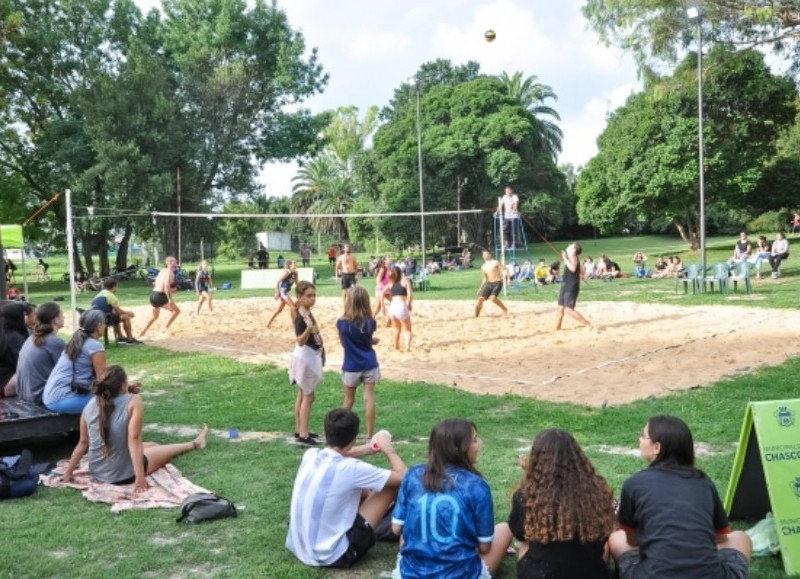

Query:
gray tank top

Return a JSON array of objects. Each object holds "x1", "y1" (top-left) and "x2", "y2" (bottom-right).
[{"x1": 84, "y1": 394, "x2": 135, "y2": 483}]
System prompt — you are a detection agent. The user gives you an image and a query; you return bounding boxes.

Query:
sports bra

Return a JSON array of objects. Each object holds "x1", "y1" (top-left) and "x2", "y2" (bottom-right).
[{"x1": 390, "y1": 280, "x2": 408, "y2": 297}]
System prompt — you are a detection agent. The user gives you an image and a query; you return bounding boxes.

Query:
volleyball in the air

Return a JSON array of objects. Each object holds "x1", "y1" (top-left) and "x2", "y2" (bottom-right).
[{"x1": 484, "y1": 29, "x2": 496, "y2": 43}]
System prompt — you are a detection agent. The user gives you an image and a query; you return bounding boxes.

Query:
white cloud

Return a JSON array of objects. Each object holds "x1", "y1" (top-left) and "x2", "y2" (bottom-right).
[
  {"x1": 347, "y1": 29, "x2": 412, "y2": 61},
  {"x1": 559, "y1": 83, "x2": 637, "y2": 168}
]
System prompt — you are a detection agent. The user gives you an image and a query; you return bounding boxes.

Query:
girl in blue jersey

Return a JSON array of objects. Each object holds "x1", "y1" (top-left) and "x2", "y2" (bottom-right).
[
  {"x1": 391, "y1": 419, "x2": 512, "y2": 579},
  {"x1": 267, "y1": 260, "x2": 298, "y2": 328},
  {"x1": 337, "y1": 286, "x2": 380, "y2": 440}
]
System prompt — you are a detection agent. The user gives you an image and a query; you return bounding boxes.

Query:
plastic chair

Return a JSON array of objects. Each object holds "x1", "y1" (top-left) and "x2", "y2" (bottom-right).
[
  {"x1": 703, "y1": 262, "x2": 731, "y2": 295},
  {"x1": 730, "y1": 261, "x2": 754, "y2": 295},
  {"x1": 675, "y1": 264, "x2": 703, "y2": 294},
  {"x1": 415, "y1": 270, "x2": 430, "y2": 291},
  {"x1": 89, "y1": 296, "x2": 120, "y2": 345}
]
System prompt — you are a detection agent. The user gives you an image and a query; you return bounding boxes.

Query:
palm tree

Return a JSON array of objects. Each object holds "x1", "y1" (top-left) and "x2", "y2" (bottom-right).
[
  {"x1": 291, "y1": 153, "x2": 343, "y2": 211},
  {"x1": 495, "y1": 71, "x2": 564, "y2": 160},
  {"x1": 291, "y1": 153, "x2": 355, "y2": 239}
]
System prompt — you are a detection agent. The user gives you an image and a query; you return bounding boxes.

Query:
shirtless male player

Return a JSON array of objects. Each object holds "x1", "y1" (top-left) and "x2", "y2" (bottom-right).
[
  {"x1": 335, "y1": 244, "x2": 359, "y2": 304},
  {"x1": 475, "y1": 250, "x2": 508, "y2": 317}
]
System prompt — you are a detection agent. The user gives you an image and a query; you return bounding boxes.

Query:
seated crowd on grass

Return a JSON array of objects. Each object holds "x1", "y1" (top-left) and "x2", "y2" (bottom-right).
[{"x1": 286, "y1": 408, "x2": 752, "y2": 578}]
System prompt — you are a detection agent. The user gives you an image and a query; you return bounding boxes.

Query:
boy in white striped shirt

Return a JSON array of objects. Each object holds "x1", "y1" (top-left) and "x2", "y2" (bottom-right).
[{"x1": 286, "y1": 408, "x2": 407, "y2": 568}]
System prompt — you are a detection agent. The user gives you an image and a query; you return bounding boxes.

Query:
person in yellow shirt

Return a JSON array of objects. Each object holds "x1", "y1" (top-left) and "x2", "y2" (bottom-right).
[{"x1": 534, "y1": 259, "x2": 549, "y2": 286}]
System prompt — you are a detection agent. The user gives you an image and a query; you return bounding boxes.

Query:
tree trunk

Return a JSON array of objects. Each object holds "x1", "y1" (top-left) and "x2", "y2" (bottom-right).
[
  {"x1": 674, "y1": 217, "x2": 699, "y2": 250},
  {"x1": 97, "y1": 234, "x2": 110, "y2": 277},
  {"x1": 80, "y1": 230, "x2": 96, "y2": 276},
  {"x1": 116, "y1": 225, "x2": 132, "y2": 270}
]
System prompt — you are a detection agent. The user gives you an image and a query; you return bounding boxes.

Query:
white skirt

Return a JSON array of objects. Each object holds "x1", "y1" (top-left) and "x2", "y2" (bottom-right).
[{"x1": 288, "y1": 345, "x2": 323, "y2": 394}]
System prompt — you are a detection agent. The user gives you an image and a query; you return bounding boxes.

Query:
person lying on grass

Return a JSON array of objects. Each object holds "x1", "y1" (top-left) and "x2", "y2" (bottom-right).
[{"x1": 63, "y1": 365, "x2": 208, "y2": 492}]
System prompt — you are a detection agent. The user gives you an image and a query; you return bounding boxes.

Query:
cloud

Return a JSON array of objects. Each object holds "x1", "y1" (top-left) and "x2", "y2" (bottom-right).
[
  {"x1": 347, "y1": 29, "x2": 412, "y2": 61},
  {"x1": 432, "y1": 0, "x2": 556, "y2": 74},
  {"x1": 559, "y1": 83, "x2": 637, "y2": 167}
]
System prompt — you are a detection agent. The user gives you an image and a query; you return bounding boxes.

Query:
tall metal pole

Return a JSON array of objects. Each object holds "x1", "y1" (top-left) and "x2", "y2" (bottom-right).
[
  {"x1": 697, "y1": 20, "x2": 706, "y2": 279},
  {"x1": 688, "y1": 7, "x2": 707, "y2": 279},
  {"x1": 66, "y1": 188, "x2": 78, "y2": 327},
  {"x1": 415, "y1": 83, "x2": 426, "y2": 269},
  {"x1": 176, "y1": 167, "x2": 182, "y2": 266},
  {"x1": 0, "y1": 224, "x2": 6, "y2": 300}
]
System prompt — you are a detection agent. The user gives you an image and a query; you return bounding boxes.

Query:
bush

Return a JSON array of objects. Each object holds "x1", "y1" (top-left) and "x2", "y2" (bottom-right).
[{"x1": 748, "y1": 209, "x2": 792, "y2": 233}]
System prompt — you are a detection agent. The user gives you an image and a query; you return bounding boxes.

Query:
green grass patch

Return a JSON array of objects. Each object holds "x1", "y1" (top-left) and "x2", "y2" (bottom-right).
[{"x1": 1, "y1": 343, "x2": 793, "y2": 577}]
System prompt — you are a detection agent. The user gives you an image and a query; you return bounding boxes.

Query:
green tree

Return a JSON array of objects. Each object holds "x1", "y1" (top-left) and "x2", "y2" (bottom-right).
[
  {"x1": 323, "y1": 105, "x2": 379, "y2": 175},
  {"x1": 582, "y1": 0, "x2": 800, "y2": 73},
  {"x1": 363, "y1": 65, "x2": 570, "y2": 250},
  {"x1": 576, "y1": 47, "x2": 797, "y2": 247},
  {"x1": 0, "y1": 0, "x2": 328, "y2": 273}
]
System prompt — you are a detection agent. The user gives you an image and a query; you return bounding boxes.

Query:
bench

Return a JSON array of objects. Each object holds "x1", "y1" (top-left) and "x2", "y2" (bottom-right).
[{"x1": 0, "y1": 399, "x2": 80, "y2": 443}]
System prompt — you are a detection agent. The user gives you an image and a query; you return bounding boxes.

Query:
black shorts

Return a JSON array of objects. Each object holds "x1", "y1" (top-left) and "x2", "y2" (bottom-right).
[
  {"x1": 327, "y1": 513, "x2": 376, "y2": 569},
  {"x1": 109, "y1": 312, "x2": 121, "y2": 325},
  {"x1": 111, "y1": 455, "x2": 149, "y2": 486},
  {"x1": 340, "y1": 273, "x2": 357, "y2": 290},
  {"x1": 480, "y1": 281, "x2": 502, "y2": 299},
  {"x1": 150, "y1": 291, "x2": 169, "y2": 308},
  {"x1": 558, "y1": 288, "x2": 579, "y2": 308}
]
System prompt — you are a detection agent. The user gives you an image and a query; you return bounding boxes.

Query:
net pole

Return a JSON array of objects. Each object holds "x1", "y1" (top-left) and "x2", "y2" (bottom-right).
[
  {"x1": 177, "y1": 167, "x2": 182, "y2": 266},
  {"x1": 66, "y1": 188, "x2": 78, "y2": 328}
]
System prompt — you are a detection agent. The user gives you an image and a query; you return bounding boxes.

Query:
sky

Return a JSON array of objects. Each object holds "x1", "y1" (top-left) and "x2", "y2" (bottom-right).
[{"x1": 134, "y1": 0, "x2": 642, "y2": 197}]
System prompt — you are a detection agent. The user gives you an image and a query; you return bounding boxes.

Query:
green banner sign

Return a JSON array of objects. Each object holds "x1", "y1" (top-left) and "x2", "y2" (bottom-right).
[{"x1": 725, "y1": 399, "x2": 800, "y2": 575}]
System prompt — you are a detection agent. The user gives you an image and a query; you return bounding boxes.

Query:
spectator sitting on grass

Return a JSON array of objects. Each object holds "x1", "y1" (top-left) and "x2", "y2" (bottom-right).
[
  {"x1": 286, "y1": 408, "x2": 407, "y2": 569},
  {"x1": 62, "y1": 365, "x2": 208, "y2": 491},
  {"x1": 534, "y1": 259, "x2": 549, "y2": 285}
]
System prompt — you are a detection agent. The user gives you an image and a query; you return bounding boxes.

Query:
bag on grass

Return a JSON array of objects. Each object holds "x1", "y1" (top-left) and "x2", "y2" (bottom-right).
[
  {"x1": 746, "y1": 512, "x2": 780, "y2": 557},
  {"x1": 0, "y1": 449, "x2": 50, "y2": 500},
  {"x1": 176, "y1": 492, "x2": 237, "y2": 524}
]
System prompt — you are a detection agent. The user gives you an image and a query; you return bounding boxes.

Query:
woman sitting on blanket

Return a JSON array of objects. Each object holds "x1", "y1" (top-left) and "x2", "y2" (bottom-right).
[{"x1": 63, "y1": 365, "x2": 208, "y2": 492}]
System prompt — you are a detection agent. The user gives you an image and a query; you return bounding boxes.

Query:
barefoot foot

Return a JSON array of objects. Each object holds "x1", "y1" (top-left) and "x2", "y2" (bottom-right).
[{"x1": 193, "y1": 424, "x2": 209, "y2": 450}]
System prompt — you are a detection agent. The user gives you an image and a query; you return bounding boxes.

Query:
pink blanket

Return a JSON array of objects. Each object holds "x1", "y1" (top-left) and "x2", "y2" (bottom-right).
[{"x1": 41, "y1": 458, "x2": 210, "y2": 513}]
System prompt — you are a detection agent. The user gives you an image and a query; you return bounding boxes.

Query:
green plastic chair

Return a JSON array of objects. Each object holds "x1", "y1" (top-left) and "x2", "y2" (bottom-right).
[
  {"x1": 730, "y1": 261, "x2": 754, "y2": 295},
  {"x1": 703, "y1": 262, "x2": 731, "y2": 295},
  {"x1": 675, "y1": 264, "x2": 703, "y2": 294}
]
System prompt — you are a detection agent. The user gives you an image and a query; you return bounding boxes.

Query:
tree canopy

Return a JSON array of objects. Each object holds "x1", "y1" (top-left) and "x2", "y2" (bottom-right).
[
  {"x1": 0, "y1": 0, "x2": 328, "y2": 273},
  {"x1": 575, "y1": 46, "x2": 797, "y2": 247},
  {"x1": 583, "y1": 0, "x2": 800, "y2": 74},
  {"x1": 356, "y1": 60, "x2": 571, "y2": 250}
]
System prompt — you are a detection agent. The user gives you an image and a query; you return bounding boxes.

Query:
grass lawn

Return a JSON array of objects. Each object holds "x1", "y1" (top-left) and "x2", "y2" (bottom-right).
[{"x1": 1, "y1": 233, "x2": 796, "y2": 577}]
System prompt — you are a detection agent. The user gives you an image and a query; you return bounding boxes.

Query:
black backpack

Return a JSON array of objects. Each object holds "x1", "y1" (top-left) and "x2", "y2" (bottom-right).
[
  {"x1": 0, "y1": 450, "x2": 50, "y2": 500},
  {"x1": 176, "y1": 492, "x2": 237, "y2": 524}
]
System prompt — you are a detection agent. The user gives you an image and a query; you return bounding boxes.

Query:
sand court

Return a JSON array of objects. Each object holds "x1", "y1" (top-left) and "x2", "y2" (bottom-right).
[{"x1": 78, "y1": 296, "x2": 800, "y2": 407}]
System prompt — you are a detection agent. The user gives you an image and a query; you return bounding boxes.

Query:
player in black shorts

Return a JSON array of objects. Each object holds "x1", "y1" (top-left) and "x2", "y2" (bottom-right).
[
  {"x1": 555, "y1": 242, "x2": 592, "y2": 330},
  {"x1": 475, "y1": 250, "x2": 508, "y2": 317}
]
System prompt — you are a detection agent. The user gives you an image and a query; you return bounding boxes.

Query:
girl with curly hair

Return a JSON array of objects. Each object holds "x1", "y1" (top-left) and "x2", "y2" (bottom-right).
[
  {"x1": 391, "y1": 418, "x2": 512, "y2": 578},
  {"x1": 609, "y1": 416, "x2": 751, "y2": 578},
  {"x1": 508, "y1": 428, "x2": 615, "y2": 578}
]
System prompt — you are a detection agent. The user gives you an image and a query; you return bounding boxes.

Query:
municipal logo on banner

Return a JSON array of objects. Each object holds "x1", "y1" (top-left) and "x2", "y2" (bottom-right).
[
  {"x1": 776, "y1": 406, "x2": 795, "y2": 428},
  {"x1": 725, "y1": 399, "x2": 800, "y2": 575}
]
